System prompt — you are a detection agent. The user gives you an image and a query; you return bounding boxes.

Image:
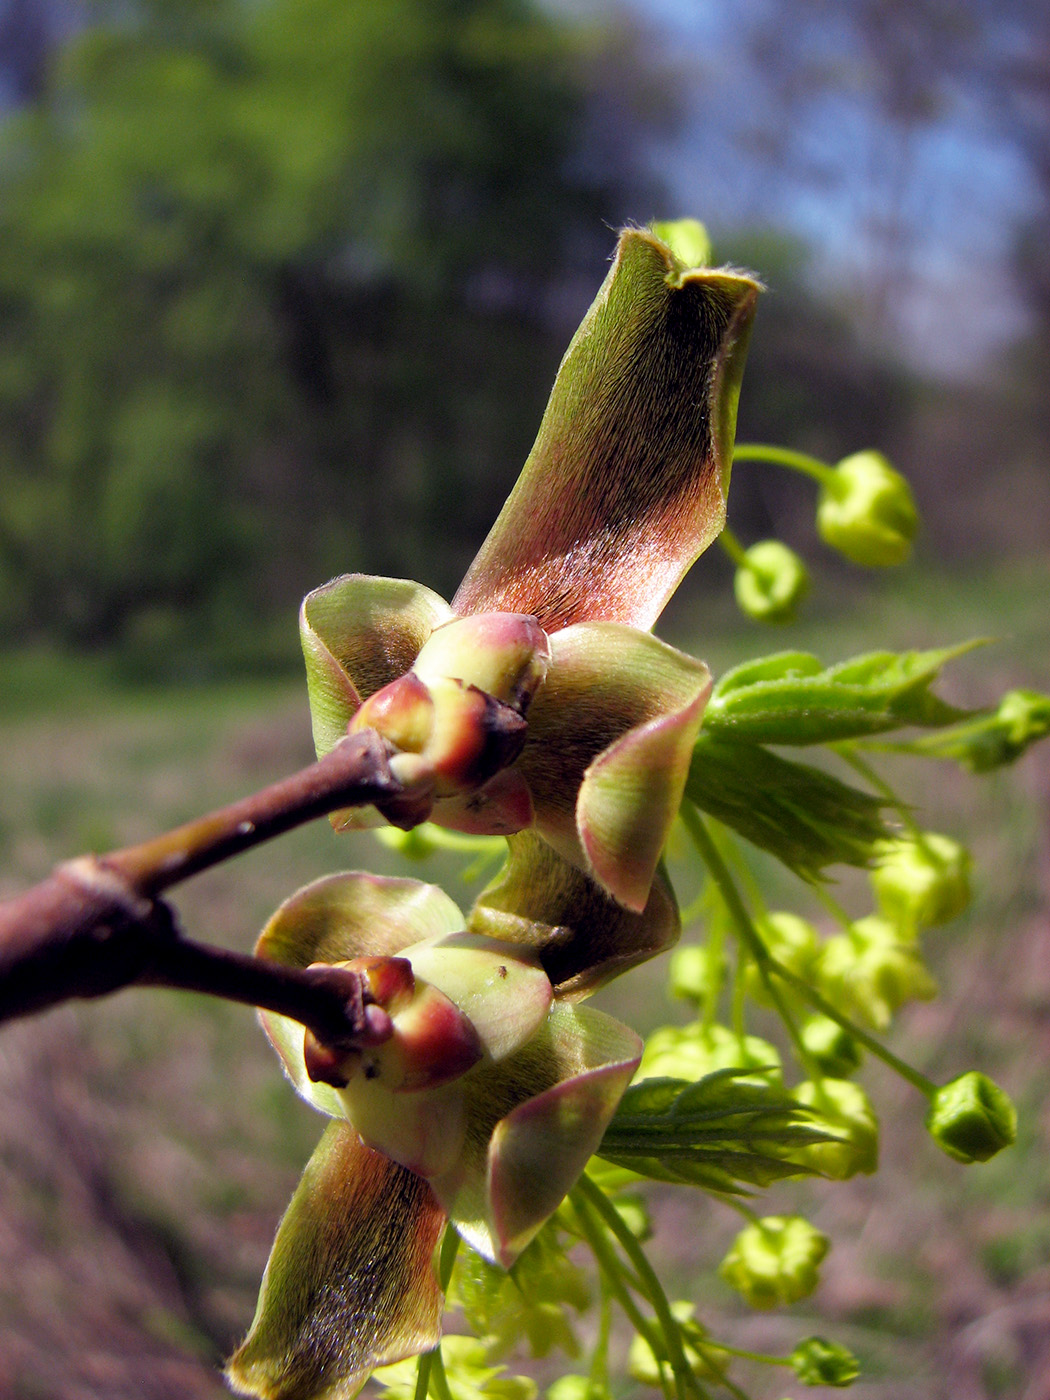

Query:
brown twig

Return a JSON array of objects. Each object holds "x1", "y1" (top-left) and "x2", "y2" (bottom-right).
[{"x1": 0, "y1": 729, "x2": 401, "y2": 1032}]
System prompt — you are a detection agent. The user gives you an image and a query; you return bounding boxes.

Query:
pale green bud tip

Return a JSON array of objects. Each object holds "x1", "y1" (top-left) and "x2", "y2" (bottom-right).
[
  {"x1": 872, "y1": 833, "x2": 971, "y2": 930},
  {"x1": 650, "y1": 217, "x2": 712, "y2": 269},
  {"x1": 790, "y1": 1336, "x2": 860, "y2": 1387},
  {"x1": 999, "y1": 689, "x2": 1050, "y2": 740},
  {"x1": 734, "y1": 540, "x2": 810, "y2": 624},
  {"x1": 926, "y1": 1071, "x2": 1017, "y2": 1163},
  {"x1": 669, "y1": 943, "x2": 721, "y2": 1004},
  {"x1": 800, "y1": 1015, "x2": 862, "y2": 1079},
  {"x1": 547, "y1": 1378, "x2": 598, "y2": 1400},
  {"x1": 793, "y1": 1079, "x2": 879, "y2": 1178},
  {"x1": 817, "y1": 450, "x2": 918, "y2": 567},
  {"x1": 719, "y1": 1216, "x2": 829, "y2": 1309}
]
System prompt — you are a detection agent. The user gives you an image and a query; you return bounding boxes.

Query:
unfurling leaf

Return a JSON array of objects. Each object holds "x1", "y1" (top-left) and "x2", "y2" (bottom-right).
[
  {"x1": 686, "y1": 736, "x2": 889, "y2": 878},
  {"x1": 703, "y1": 642, "x2": 980, "y2": 746},
  {"x1": 598, "y1": 1070, "x2": 835, "y2": 1192}
]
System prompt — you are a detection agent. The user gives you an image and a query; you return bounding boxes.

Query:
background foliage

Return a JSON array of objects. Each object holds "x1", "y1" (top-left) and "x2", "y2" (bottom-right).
[
  {"x1": 0, "y1": 0, "x2": 655, "y2": 653},
  {"x1": 1, "y1": 0, "x2": 1047, "y2": 666}
]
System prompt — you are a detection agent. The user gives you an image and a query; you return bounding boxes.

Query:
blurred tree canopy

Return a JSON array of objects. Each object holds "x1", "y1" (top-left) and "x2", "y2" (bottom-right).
[{"x1": 0, "y1": 0, "x2": 656, "y2": 656}]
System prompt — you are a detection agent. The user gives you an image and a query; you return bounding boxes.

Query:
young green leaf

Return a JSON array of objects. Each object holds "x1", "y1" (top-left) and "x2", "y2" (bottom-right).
[
  {"x1": 686, "y1": 736, "x2": 889, "y2": 878},
  {"x1": 703, "y1": 643, "x2": 981, "y2": 746},
  {"x1": 598, "y1": 1071, "x2": 834, "y2": 1192}
]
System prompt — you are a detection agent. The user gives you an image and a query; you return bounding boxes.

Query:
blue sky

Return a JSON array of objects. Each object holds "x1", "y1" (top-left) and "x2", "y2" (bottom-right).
[{"x1": 584, "y1": 0, "x2": 1039, "y2": 375}]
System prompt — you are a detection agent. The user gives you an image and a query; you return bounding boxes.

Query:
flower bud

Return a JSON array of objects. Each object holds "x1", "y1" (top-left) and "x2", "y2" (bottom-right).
[
  {"x1": 800, "y1": 1015, "x2": 862, "y2": 1079},
  {"x1": 792, "y1": 1079, "x2": 879, "y2": 1178},
  {"x1": 746, "y1": 911, "x2": 820, "y2": 1005},
  {"x1": 926, "y1": 1071, "x2": 1017, "y2": 1163},
  {"x1": 816, "y1": 916, "x2": 937, "y2": 1030},
  {"x1": 548, "y1": 1378, "x2": 603, "y2": 1400},
  {"x1": 994, "y1": 689, "x2": 1050, "y2": 758},
  {"x1": 412, "y1": 613, "x2": 550, "y2": 715},
  {"x1": 638, "y1": 1022, "x2": 781, "y2": 1084},
  {"x1": 948, "y1": 688, "x2": 1050, "y2": 772},
  {"x1": 789, "y1": 1336, "x2": 860, "y2": 1387},
  {"x1": 817, "y1": 451, "x2": 918, "y2": 567},
  {"x1": 628, "y1": 1302, "x2": 729, "y2": 1385},
  {"x1": 668, "y1": 943, "x2": 723, "y2": 1005},
  {"x1": 733, "y1": 540, "x2": 810, "y2": 624},
  {"x1": 871, "y1": 833, "x2": 971, "y2": 933},
  {"x1": 719, "y1": 1215, "x2": 829, "y2": 1308}
]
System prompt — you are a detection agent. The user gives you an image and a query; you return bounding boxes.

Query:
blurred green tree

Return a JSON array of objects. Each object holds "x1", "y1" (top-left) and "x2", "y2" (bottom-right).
[{"x1": 0, "y1": 0, "x2": 653, "y2": 654}]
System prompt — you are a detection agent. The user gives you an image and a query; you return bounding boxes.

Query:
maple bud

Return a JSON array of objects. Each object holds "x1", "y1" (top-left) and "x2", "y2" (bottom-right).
[
  {"x1": 719, "y1": 1215, "x2": 829, "y2": 1308},
  {"x1": 734, "y1": 540, "x2": 809, "y2": 624},
  {"x1": 871, "y1": 833, "x2": 971, "y2": 933},
  {"x1": 926, "y1": 1071, "x2": 1017, "y2": 1163},
  {"x1": 817, "y1": 451, "x2": 918, "y2": 567},
  {"x1": 413, "y1": 613, "x2": 550, "y2": 714}
]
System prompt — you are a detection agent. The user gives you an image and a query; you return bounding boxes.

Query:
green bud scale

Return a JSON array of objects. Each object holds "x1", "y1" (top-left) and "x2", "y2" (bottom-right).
[{"x1": 926, "y1": 1072, "x2": 1017, "y2": 1163}]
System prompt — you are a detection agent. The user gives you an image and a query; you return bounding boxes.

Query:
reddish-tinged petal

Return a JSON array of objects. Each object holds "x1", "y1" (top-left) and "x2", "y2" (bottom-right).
[
  {"x1": 468, "y1": 832, "x2": 680, "y2": 998},
  {"x1": 452, "y1": 227, "x2": 759, "y2": 631},
  {"x1": 227, "y1": 1121, "x2": 445, "y2": 1400},
  {"x1": 430, "y1": 766, "x2": 535, "y2": 836},
  {"x1": 579, "y1": 682, "x2": 709, "y2": 912},
  {"x1": 301, "y1": 573, "x2": 451, "y2": 756},
  {"x1": 516, "y1": 623, "x2": 709, "y2": 906},
  {"x1": 257, "y1": 873, "x2": 464, "y2": 1115},
  {"x1": 430, "y1": 1004, "x2": 642, "y2": 1266}
]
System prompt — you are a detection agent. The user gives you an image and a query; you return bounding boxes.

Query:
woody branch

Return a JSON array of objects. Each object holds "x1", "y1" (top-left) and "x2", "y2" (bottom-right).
[{"x1": 0, "y1": 729, "x2": 402, "y2": 1040}]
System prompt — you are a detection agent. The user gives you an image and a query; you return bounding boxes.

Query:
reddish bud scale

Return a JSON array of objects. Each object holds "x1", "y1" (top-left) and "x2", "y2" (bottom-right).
[
  {"x1": 382, "y1": 982, "x2": 485, "y2": 1091},
  {"x1": 426, "y1": 682, "x2": 528, "y2": 795},
  {"x1": 350, "y1": 955, "x2": 415, "y2": 1012},
  {"x1": 351, "y1": 672, "x2": 434, "y2": 755},
  {"x1": 304, "y1": 1035, "x2": 360, "y2": 1089}
]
